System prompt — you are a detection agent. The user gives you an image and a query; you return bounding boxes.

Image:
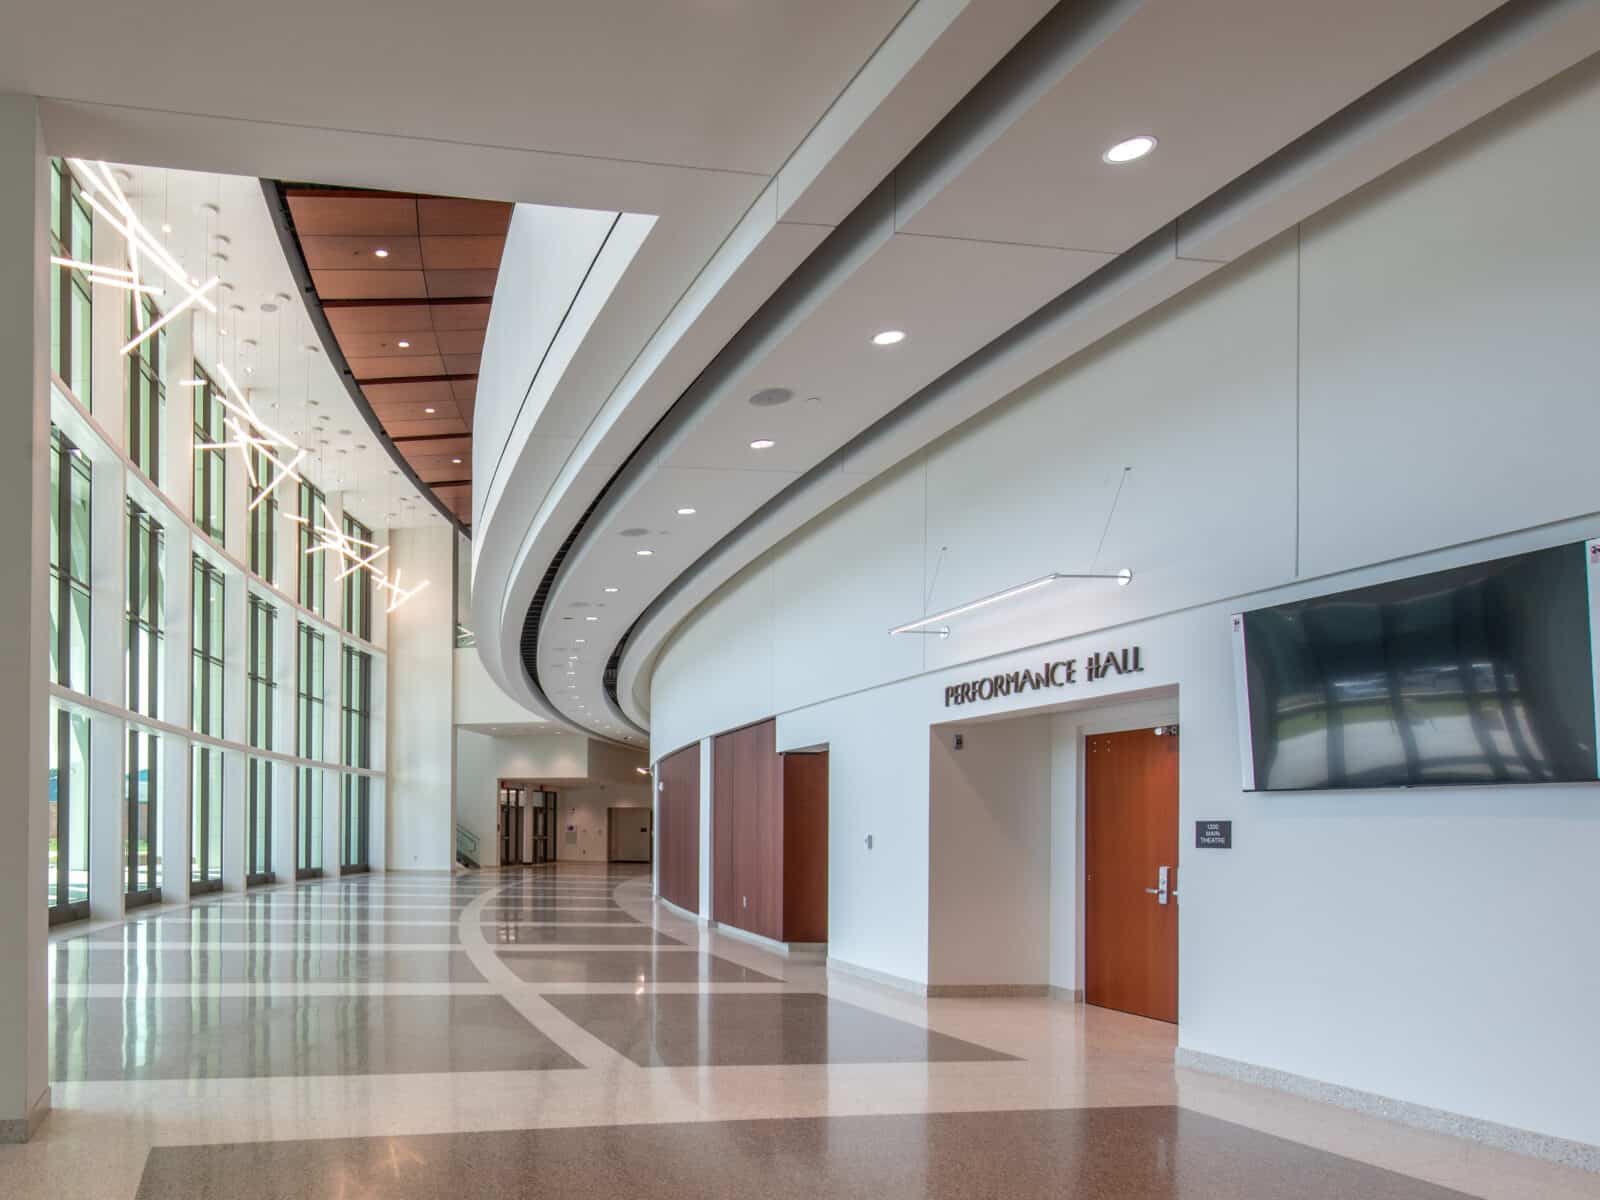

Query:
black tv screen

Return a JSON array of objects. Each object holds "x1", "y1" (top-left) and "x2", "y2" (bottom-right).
[{"x1": 1240, "y1": 542, "x2": 1597, "y2": 790}]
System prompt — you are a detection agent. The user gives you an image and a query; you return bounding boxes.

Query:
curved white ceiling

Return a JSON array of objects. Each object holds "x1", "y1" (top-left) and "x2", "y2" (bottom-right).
[{"x1": 480, "y1": 0, "x2": 1600, "y2": 750}]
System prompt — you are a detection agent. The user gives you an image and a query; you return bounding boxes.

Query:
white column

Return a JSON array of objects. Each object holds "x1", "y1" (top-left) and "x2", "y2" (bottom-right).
[
  {"x1": 220, "y1": 563, "x2": 247, "y2": 891},
  {"x1": 321, "y1": 767, "x2": 342, "y2": 876},
  {"x1": 368, "y1": 653, "x2": 388, "y2": 873},
  {"x1": 367, "y1": 777, "x2": 387, "y2": 876},
  {"x1": 651, "y1": 763, "x2": 660, "y2": 897},
  {"x1": 87, "y1": 202, "x2": 125, "y2": 431},
  {"x1": 270, "y1": 759, "x2": 297, "y2": 886},
  {"x1": 162, "y1": 315, "x2": 192, "y2": 529},
  {"x1": 222, "y1": 405, "x2": 248, "y2": 565},
  {"x1": 0, "y1": 94, "x2": 54, "y2": 1142},
  {"x1": 159, "y1": 520, "x2": 191, "y2": 902},
  {"x1": 86, "y1": 434, "x2": 127, "y2": 921},
  {"x1": 272, "y1": 595, "x2": 297, "y2": 879},
  {"x1": 698, "y1": 736, "x2": 713, "y2": 918},
  {"x1": 386, "y1": 523, "x2": 455, "y2": 871}
]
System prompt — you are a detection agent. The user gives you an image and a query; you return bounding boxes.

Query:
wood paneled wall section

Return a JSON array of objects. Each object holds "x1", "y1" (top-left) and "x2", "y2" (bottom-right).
[
  {"x1": 711, "y1": 720, "x2": 828, "y2": 944},
  {"x1": 656, "y1": 744, "x2": 700, "y2": 914}
]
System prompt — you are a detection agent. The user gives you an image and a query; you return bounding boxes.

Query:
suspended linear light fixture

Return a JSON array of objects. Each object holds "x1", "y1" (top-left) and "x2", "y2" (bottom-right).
[
  {"x1": 889, "y1": 569, "x2": 1131, "y2": 637},
  {"x1": 59, "y1": 159, "x2": 220, "y2": 355}
]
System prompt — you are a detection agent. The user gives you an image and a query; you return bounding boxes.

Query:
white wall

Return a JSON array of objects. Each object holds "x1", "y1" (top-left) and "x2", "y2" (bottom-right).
[
  {"x1": 649, "y1": 69, "x2": 1600, "y2": 1148},
  {"x1": 454, "y1": 729, "x2": 587, "y2": 865},
  {"x1": 386, "y1": 524, "x2": 456, "y2": 870},
  {"x1": 0, "y1": 94, "x2": 51, "y2": 1139},
  {"x1": 454, "y1": 647, "x2": 545, "y2": 726},
  {"x1": 928, "y1": 715, "x2": 1051, "y2": 989},
  {"x1": 557, "y1": 784, "x2": 651, "y2": 862}
]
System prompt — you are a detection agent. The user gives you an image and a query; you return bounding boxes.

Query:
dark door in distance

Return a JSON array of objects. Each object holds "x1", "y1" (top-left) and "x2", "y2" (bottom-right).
[{"x1": 1085, "y1": 727, "x2": 1179, "y2": 1023}]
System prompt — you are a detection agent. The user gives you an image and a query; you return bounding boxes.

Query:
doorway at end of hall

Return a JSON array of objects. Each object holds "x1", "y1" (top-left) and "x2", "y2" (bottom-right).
[{"x1": 499, "y1": 783, "x2": 557, "y2": 866}]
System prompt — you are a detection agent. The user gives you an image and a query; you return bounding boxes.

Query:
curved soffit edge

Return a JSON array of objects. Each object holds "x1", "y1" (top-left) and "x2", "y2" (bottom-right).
[{"x1": 608, "y1": 0, "x2": 1600, "y2": 749}]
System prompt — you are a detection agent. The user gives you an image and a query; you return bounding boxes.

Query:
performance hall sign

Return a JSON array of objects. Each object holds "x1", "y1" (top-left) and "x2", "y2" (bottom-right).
[{"x1": 943, "y1": 646, "x2": 1144, "y2": 707}]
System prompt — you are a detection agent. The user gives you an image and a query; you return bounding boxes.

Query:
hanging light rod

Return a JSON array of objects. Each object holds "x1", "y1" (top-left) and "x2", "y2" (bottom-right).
[{"x1": 888, "y1": 569, "x2": 1131, "y2": 637}]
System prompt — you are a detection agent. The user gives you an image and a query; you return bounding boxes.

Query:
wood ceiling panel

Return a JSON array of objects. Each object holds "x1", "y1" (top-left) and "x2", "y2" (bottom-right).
[
  {"x1": 417, "y1": 198, "x2": 512, "y2": 237},
  {"x1": 435, "y1": 328, "x2": 486, "y2": 355},
  {"x1": 420, "y1": 235, "x2": 506, "y2": 270},
  {"x1": 400, "y1": 449, "x2": 473, "y2": 477},
  {"x1": 301, "y1": 235, "x2": 423, "y2": 270},
  {"x1": 286, "y1": 192, "x2": 420, "y2": 237},
  {"x1": 312, "y1": 269, "x2": 428, "y2": 300},
  {"x1": 325, "y1": 303, "x2": 436, "y2": 334},
  {"x1": 425, "y1": 269, "x2": 499, "y2": 298},
  {"x1": 335, "y1": 330, "x2": 439, "y2": 358},
  {"x1": 347, "y1": 354, "x2": 449, "y2": 379},
  {"x1": 283, "y1": 186, "x2": 512, "y2": 531},
  {"x1": 431, "y1": 302, "x2": 492, "y2": 330},
  {"x1": 363, "y1": 379, "x2": 458, "y2": 406},
  {"x1": 393, "y1": 434, "x2": 472, "y2": 454},
  {"x1": 383, "y1": 416, "x2": 471, "y2": 438}
]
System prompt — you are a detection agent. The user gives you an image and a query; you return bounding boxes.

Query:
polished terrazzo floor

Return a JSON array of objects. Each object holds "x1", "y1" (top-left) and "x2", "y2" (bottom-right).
[{"x1": 2, "y1": 863, "x2": 1596, "y2": 1198}]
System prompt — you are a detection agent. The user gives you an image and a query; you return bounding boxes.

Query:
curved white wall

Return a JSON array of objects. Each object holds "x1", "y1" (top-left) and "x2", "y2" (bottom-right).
[{"x1": 648, "y1": 68, "x2": 1600, "y2": 1149}]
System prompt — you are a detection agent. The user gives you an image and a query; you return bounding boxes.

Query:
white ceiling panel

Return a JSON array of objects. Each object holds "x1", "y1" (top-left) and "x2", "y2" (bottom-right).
[
  {"x1": 663, "y1": 232, "x2": 1111, "y2": 473},
  {"x1": 7, "y1": 0, "x2": 916, "y2": 177},
  {"x1": 898, "y1": 0, "x2": 1503, "y2": 253}
]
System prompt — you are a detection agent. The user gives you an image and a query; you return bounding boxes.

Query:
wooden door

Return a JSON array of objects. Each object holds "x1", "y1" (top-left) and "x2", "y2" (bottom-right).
[
  {"x1": 781, "y1": 751, "x2": 828, "y2": 943},
  {"x1": 1085, "y1": 727, "x2": 1179, "y2": 1023}
]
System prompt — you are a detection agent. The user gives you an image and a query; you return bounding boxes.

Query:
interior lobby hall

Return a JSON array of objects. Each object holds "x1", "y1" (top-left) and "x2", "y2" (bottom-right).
[{"x1": 5, "y1": 0, "x2": 1600, "y2": 1196}]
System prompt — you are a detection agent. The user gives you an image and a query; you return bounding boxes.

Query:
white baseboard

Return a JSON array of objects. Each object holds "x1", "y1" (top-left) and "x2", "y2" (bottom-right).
[
  {"x1": 826, "y1": 956, "x2": 929, "y2": 996},
  {"x1": 657, "y1": 895, "x2": 708, "y2": 927},
  {"x1": 709, "y1": 920, "x2": 825, "y2": 958},
  {"x1": 1175, "y1": 1047, "x2": 1600, "y2": 1174}
]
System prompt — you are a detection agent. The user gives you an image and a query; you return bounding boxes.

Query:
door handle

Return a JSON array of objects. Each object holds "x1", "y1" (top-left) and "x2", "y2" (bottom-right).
[{"x1": 1145, "y1": 865, "x2": 1172, "y2": 905}]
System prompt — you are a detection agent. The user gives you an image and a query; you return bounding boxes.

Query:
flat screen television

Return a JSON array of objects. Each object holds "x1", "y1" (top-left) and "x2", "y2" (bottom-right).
[{"x1": 1231, "y1": 540, "x2": 1600, "y2": 791}]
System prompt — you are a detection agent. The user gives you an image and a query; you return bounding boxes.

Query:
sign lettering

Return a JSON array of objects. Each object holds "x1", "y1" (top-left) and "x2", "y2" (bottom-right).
[{"x1": 943, "y1": 645, "x2": 1143, "y2": 707}]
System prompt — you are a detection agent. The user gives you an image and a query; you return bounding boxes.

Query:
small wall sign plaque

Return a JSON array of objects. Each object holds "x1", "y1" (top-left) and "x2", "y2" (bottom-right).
[{"x1": 1195, "y1": 820, "x2": 1232, "y2": 849}]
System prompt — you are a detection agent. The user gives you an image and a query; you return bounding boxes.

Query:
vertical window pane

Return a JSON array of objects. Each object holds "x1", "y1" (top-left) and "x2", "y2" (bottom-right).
[{"x1": 67, "y1": 711, "x2": 89, "y2": 905}]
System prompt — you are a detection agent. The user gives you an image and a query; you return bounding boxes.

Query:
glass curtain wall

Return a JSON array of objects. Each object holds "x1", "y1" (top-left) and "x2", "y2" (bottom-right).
[
  {"x1": 190, "y1": 556, "x2": 225, "y2": 891},
  {"x1": 297, "y1": 481, "x2": 326, "y2": 615},
  {"x1": 296, "y1": 622, "x2": 325, "y2": 876},
  {"x1": 125, "y1": 501, "x2": 163, "y2": 905},
  {"x1": 126, "y1": 297, "x2": 165, "y2": 483},
  {"x1": 340, "y1": 645, "x2": 372, "y2": 870},
  {"x1": 191, "y1": 367, "x2": 227, "y2": 541},
  {"x1": 342, "y1": 514, "x2": 373, "y2": 640},
  {"x1": 246, "y1": 594, "x2": 275, "y2": 883},
  {"x1": 49, "y1": 160, "x2": 93, "y2": 403},
  {"x1": 48, "y1": 427, "x2": 93, "y2": 920}
]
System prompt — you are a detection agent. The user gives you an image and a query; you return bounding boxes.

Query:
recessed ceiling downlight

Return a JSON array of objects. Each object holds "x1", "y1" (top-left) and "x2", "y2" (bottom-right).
[
  {"x1": 676, "y1": 507, "x2": 696, "y2": 516},
  {"x1": 1102, "y1": 135, "x2": 1157, "y2": 164},
  {"x1": 636, "y1": 549, "x2": 654, "y2": 557},
  {"x1": 749, "y1": 387, "x2": 793, "y2": 408},
  {"x1": 750, "y1": 439, "x2": 775, "y2": 450},
  {"x1": 872, "y1": 329, "x2": 906, "y2": 346}
]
